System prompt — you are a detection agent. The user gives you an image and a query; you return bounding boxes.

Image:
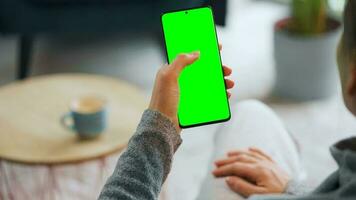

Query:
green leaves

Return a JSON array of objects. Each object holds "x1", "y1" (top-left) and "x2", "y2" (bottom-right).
[{"x1": 290, "y1": 0, "x2": 327, "y2": 35}]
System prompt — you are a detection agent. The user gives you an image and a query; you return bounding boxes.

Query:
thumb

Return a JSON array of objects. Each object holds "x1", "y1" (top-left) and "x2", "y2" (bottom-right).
[
  {"x1": 171, "y1": 51, "x2": 200, "y2": 73},
  {"x1": 226, "y1": 176, "x2": 266, "y2": 197}
]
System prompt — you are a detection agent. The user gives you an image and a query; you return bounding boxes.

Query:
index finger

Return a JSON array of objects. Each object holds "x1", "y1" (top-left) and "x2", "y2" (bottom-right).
[
  {"x1": 212, "y1": 162, "x2": 256, "y2": 179},
  {"x1": 249, "y1": 147, "x2": 274, "y2": 162},
  {"x1": 228, "y1": 150, "x2": 265, "y2": 161},
  {"x1": 215, "y1": 155, "x2": 257, "y2": 167}
]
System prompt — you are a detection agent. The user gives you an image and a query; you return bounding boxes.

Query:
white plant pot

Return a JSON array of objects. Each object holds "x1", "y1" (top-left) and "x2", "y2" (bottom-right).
[{"x1": 273, "y1": 18, "x2": 341, "y2": 100}]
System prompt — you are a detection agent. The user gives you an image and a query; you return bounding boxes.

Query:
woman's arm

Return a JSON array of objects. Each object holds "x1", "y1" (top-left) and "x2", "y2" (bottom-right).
[
  {"x1": 99, "y1": 47, "x2": 233, "y2": 200},
  {"x1": 99, "y1": 52, "x2": 202, "y2": 200},
  {"x1": 98, "y1": 109, "x2": 181, "y2": 200}
]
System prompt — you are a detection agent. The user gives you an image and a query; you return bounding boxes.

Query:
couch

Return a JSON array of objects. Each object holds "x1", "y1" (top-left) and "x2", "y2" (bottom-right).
[{"x1": 0, "y1": 0, "x2": 227, "y2": 79}]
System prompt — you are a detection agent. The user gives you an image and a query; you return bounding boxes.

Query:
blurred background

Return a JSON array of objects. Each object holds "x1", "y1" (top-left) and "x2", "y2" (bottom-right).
[{"x1": 0, "y1": 0, "x2": 355, "y2": 199}]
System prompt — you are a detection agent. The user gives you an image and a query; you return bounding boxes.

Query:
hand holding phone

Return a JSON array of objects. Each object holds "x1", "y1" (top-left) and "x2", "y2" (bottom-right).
[
  {"x1": 149, "y1": 52, "x2": 200, "y2": 132},
  {"x1": 149, "y1": 46, "x2": 234, "y2": 132}
]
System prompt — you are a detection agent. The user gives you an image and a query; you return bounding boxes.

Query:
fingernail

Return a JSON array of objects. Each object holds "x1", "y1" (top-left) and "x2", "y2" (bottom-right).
[
  {"x1": 190, "y1": 51, "x2": 200, "y2": 57},
  {"x1": 226, "y1": 177, "x2": 231, "y2": 183}
]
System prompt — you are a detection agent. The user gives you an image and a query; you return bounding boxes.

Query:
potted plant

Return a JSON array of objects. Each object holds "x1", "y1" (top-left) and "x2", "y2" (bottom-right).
[{"x1": 274, "y1": 0, "x2": 341, "y2": 100}]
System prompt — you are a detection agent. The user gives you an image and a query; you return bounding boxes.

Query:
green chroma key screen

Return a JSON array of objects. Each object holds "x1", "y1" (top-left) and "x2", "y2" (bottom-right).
[{"x1": 161, "y1": 7, "x2": 231, "y2": 128}]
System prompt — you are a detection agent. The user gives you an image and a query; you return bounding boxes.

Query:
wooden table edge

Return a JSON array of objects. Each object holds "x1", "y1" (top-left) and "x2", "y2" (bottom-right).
[{"x1": 0, "y1": 143, "x2": 128, "y2": 166}]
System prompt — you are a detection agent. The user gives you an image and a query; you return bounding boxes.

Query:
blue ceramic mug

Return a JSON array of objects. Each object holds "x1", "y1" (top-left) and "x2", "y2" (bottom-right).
[{"x1": 61, "y1": 96, "x2": 107, "y2": 139}]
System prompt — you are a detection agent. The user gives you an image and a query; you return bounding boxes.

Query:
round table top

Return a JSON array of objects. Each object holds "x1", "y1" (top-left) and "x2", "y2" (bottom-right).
[{"x1": 0, "y1": 74, "x2": 147, "y2": 164}]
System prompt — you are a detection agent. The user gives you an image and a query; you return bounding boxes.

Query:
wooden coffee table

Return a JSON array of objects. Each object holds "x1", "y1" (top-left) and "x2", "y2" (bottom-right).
[
  {"x1": 0, "y1": 74, "x2": 149, "y2": 199},
  {"x1": 0, "y1": 74, "x2": 147, "y2": 164}
]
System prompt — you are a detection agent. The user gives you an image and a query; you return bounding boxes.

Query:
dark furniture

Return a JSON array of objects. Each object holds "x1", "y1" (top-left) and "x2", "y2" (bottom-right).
[{"x1": 0, "y1": 0, "x2": 227, "y2": 79}]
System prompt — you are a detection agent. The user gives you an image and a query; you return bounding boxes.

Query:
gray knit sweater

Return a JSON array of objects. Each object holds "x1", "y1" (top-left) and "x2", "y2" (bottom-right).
[
  {"x1": 98, "y1": 109, "x2": 356, "y2": 200},
  {"x1": 98, "y1": 110, "x2": 181, "y2": 200}
]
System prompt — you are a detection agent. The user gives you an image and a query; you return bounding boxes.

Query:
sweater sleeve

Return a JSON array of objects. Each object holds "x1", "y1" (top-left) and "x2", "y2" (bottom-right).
[
  {"x1": 284, "y1": 179, "x2": 312, "y2": 196},
  {"x1": 248, "y1": 180, "x2": 312, "y2": 200},
  {"x1": 98, "y1": 109, "x2": 182, "y2": 200}
]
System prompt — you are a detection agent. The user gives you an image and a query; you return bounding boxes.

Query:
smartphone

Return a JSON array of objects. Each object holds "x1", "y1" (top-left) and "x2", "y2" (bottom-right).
[{"x1": 161, "y1": 6, "x2": 231, "y2": 128}]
